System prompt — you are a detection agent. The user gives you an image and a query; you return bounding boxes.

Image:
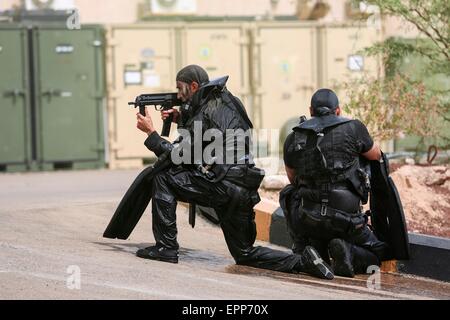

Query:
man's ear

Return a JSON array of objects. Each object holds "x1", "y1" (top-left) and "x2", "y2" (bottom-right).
[
  {"x1": 310, "y1": 107, "x2": 314, "y2": 116},
  {"x1": 191, "y1": 81, "x2": 199, "y2": 93},
  {"x1": 335, "y1": 106, "x2": 341, "y2": 116}
]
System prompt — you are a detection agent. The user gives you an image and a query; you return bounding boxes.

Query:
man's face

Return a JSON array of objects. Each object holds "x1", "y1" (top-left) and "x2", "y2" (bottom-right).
[{"x1": 176, "y1": 81, "x2": 199, "y2": 102}]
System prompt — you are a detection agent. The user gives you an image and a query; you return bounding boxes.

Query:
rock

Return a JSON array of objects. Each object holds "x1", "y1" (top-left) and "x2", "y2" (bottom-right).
[
  {"x1": 444, "y1": 180, "x2": 450, "y2": 191},
  {"x1": 425, "y1": 170, "x2": 447, "y2": 186},
  {"x1": 262, "y1": 175, "x2": 290, "y2": 190},
  {"x1": 254, "y1": 157, "x2": 282, "y2": 176},
  {"x1": 432, "y1": 166, "x2": 447, "y2": 174},
  {"x1": 405, "y1": 158, "x2": 415, "y2": 165},
  {"x1": 405, "y1": 177, "x2": 413, "y2": 189}
]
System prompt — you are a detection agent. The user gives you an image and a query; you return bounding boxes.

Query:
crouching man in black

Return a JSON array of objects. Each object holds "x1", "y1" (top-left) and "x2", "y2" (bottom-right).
[
  {"x1": 280, "y1": 88, "x2": 391, "y2": 277},
  {"x1": 135, "y1": 65, "x2": 333, "y2": 280}
]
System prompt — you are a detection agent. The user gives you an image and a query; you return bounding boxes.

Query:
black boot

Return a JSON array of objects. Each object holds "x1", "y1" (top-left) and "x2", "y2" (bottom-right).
[
  {"x1": 328, "y1": 239, "x2": 355, "y2": 277},
  {"x1": 328, "y1": 239, "x2": 381, "y2": 277},
  {"x1": 136, "y1": 245, "x2": 179, "y2": 264},
  {"x1": 352, "y1": 245, "x2": 380, "y2": 274},
  {"x1": 294, "y1": 246, "x2": 334, "y2": 280}
]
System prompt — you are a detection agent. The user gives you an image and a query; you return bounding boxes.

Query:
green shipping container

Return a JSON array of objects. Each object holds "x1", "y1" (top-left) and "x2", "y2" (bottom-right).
[
  {"x1": 32, "y1": 25, "x2": 106, "y2": 170},
  {"x1": 0, "y1": 26, "x2": 32, "y2": 172}
]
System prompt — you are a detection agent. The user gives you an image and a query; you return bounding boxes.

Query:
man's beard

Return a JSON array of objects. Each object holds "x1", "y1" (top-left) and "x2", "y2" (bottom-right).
[{"x1": 180, "y1": 84, "x2": 192, "y2": 102}]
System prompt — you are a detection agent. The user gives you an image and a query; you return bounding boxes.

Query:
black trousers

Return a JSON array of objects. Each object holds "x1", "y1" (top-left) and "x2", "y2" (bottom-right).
[
  {"x1": 151, "y1": 167, "x2": 301, "y2": 273},
  {"x1": 281, "y1": 186, "x2": 390, "y2": 264}
]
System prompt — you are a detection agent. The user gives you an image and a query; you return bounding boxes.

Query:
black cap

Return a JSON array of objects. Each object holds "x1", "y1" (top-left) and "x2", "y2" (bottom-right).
[
  {"x1": 176, "y1": 65, "x2": 209, "y2": 85},
  {"x1": 311, "y1": 88, "x2": 339, "y2": 116}
]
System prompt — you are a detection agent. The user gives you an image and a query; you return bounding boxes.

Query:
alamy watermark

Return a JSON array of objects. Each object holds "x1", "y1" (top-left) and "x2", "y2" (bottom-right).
[
  {"x1": 366, "y1": 265, "x2": 381, "y2": 290},
  {"x1": 66, "y1": 265, "x2": 81, "y2": 290},
  {"x1": 66, "y1": 9, "x2": 81, "y2": 30},
  {"x1": 169, "y1": 121, "x2": 281, "y2": 175}
]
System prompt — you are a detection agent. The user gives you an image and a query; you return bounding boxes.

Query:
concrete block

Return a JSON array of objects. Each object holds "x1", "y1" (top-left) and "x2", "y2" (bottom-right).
[{"x1": 254, "y1": 198, "x2": 279, "y2": 242}]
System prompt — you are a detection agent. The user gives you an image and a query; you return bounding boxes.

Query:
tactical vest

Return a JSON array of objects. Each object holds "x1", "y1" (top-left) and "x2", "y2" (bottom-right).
[{"x1": 288, "y1": 114, "x2": 369, "y2": 201}]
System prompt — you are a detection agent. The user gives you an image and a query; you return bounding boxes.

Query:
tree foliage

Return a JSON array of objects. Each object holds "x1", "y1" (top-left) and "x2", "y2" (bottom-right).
[
  {"x1": 343, "y1": 75, "x2": 440, "y2": 142},
  {"x1": 344, "y1": 0, "x2": 449, "y2": 144},
  {"x1": 361, "y1": 0, "x2": 449, "y2": 74}
]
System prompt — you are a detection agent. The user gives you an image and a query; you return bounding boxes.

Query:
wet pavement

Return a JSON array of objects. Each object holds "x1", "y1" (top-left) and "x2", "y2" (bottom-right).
[{"x1": 0, "y1": 169, "x2": 448, "y2": 300}]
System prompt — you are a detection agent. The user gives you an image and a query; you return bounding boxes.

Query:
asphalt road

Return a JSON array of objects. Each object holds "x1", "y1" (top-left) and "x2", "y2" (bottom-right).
[{"x1": 0, "y1": 169, "x2": 448, "y2": 300}]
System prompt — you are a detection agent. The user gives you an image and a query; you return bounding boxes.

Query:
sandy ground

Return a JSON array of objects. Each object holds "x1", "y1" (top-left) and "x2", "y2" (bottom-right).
[
  {"x1": 0, "y1": 169, "x2": 449, "y2": 300},
  {"x1": 391, "y1": 165, "x2": 450, "y2": 237}
]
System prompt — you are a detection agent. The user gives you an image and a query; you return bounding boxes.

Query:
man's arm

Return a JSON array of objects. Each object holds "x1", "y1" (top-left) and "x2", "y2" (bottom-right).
[
  {"x1": 285, "y1": 165, "x2": 296, "y2": 185},
  {"x1": 144, "y1": 132, "x2": 174, "y2": 157},
  {"x1": 352, "y1": 120, "x2": 381, "y2": 161},
  {"x1": 283, "y1": 132, "x2": 297, "y2": 185},
  {"x1": 362, "y1": 143, "x2": 382, "y2": 161}
]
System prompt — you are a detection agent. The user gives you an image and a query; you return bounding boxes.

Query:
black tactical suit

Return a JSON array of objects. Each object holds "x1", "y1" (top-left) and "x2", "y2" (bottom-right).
[{"x1": 280, "y1": 89, "x2": 391, "y2": 277}]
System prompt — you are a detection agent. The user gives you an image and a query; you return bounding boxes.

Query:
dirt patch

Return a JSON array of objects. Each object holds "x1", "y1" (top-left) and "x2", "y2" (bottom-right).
[
  {"x1": 259, "y1": 164, "x2": 450, "y2": 238},
  {"x1": 390, "y1": 165, "x2": 450, "y2": 238}
]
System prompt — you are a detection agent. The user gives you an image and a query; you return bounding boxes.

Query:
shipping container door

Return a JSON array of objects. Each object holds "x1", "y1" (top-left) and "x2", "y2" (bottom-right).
[
  {"x1": 253, "y1": 23, "x2": 317, "y2": 131},
  {"x1": 108, "y1": 25, "x2": 177, "y2": 160},
  {"x1": 34, "y1": 27, "x2": 104, "y2": 163},
  {"x1": 0, "y1": 27, "x2": 30, "y2": 168},
  {"x1": 181, "y1": 23, "x2": 250, "y2": 110},
  {"x1": 319, "y1": 26, "x2": 381, "y2": 89}
]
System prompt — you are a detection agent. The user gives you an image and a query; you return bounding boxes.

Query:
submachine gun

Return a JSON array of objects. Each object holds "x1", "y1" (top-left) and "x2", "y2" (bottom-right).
[{"x1": 128, "y1": 93, "x2": 182, "y2": 137}]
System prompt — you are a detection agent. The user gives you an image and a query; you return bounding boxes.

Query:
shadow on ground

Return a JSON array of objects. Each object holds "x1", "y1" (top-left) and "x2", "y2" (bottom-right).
[{"x1": 93, "y1": 241, "x2": 233, "y2": 267}]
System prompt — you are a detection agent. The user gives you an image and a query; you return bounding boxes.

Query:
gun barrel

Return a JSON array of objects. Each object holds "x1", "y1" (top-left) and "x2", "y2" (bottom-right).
[{"x1": 134, "y1": 93, "x2": 181, "y2": 106}]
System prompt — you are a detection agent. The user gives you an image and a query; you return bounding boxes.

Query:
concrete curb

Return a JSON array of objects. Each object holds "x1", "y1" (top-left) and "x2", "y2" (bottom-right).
[
  {"x1": 255, "y1": 205, "x2": 450, "y2": 282},
  {"x1": 398, "y1": 233, "x2": 450, "y2": 282}
]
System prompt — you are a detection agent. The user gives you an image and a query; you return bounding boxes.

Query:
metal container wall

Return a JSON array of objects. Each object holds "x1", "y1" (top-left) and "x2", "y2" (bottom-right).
[
  {"x1": 106, "y1": 24, "x2": 179, "y2": 169},
  {"x1": 318, "y1": 24, "x2": 382, "y2": 93},
  {"x1": 251, "y1": 22, "x2": 318, "y2": 131},
  {"x1": 0, "y1": 26, "x2": 32, "y2": 172},
  {"x1": 180, "y1": 22, "x2": 251, "y2": 112},
  {"x1": 32, "y1": 25, "x2": 106, "y2": 170}
]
